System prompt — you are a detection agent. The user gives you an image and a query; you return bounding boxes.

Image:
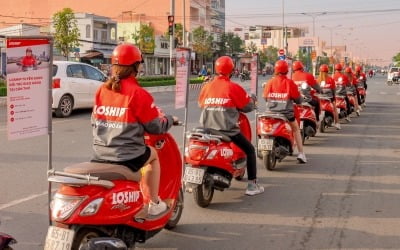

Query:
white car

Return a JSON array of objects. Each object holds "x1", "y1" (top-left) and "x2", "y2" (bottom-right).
[
  {"x1": 52, "y1": 61, "x2": 107, "y2": 117},
  {"x1": 387, "y1": 66, "x2": 399, "y2": 84}
]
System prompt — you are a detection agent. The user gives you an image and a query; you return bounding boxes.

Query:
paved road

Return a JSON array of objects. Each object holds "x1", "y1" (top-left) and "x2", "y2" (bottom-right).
[{"x1": 1, "y1": 75, "x2": 400, "y2": 249}]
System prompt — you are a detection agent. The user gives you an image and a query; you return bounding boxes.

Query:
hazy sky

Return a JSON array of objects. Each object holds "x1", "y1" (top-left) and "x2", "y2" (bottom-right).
[{"x1": 225, "y1": 0, "x2": 400, "y2": 66}]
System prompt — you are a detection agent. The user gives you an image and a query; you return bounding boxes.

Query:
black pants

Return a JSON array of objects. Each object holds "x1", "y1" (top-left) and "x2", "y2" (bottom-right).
[
  {"x1": 229, "y1": 133, "x2": 257, "y2": 181},
  {"x1": 309, "y1": 99, "x2": 320, "y2": 121},
  {"x1": 345, "y1": 96, "x2": 351, "y2": 115}
]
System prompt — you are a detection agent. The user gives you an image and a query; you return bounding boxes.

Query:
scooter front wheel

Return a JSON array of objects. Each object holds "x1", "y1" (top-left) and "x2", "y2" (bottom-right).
[
  {"x1": 193, "y1": 174, "x2": 214, "y2": 208},
  {"x1": 165, "y1": 188, "x2": 184, "y2": 229},
  {"x1": 72, "y1": 228, "x2": 102, "y2": 250}
]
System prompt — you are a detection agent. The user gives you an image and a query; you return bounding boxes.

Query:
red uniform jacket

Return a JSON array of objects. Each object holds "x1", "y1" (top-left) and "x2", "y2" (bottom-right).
[{"x1": 92, "y1": 76, "x2": 173, "y2": 162}]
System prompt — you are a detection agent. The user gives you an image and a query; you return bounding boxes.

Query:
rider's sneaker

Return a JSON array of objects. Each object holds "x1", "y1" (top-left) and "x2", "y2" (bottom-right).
[
  {"x1": 297, "y1": 153, "x2": 307, "y2": 164},
  {"x1": 148, "y1": 198, "x2": 167, "y2": 216},
  {"x1": 245, "y1": 181, "x2": 265, "y2": 196},
  {"x1": 334, "y1": 123, "x2": 341, "y2": 130},
  {"x1": 356, "y1": 109, "x2": 361, "y2": 116},
  {"x1": 345, "y1": 116, "x2": 352, "y2": 122}
]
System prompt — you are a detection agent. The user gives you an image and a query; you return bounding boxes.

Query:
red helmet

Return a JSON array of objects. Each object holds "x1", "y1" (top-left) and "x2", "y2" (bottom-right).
[
  {"x1": 344, "y1": 67, "x2": 352, "y2": 73},
  {"x1": 319, "y1": 64, "x2": 329, "y2": 73},
  {"x1": 215, "y1": 56, "x2": 234, "y2": 75},
  {"x1": 334, "y1": 63, "x2": 343, "y2": 71},
  {"x1": 275, "y1": 60, "x2": 288, "y2": 74},
  {"x1": 293, "y1": 61, "x2": 304, "y2": 71},
  {"x1": 112, "y1": 43, "x2": 143, "y2": 66},
  {"x1": 355, "y1": 65, "x2": 362, "y2": 72}
]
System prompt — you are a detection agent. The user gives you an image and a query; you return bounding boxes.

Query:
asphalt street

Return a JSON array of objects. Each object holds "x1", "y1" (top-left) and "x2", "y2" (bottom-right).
[{"x1": 1, "y1": 74, "x2": 400, "y2": 249}]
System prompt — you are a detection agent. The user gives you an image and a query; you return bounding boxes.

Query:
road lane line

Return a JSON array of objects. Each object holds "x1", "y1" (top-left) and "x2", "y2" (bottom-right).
[{"x1": 0, "y1": 190, "x2": 49, "y2": 211}]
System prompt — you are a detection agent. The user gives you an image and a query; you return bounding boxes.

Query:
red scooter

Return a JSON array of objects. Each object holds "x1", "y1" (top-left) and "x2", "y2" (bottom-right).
[
  {"x1": 346, "y1": 89, "x2": 358, "y2": 116},
  {"x1": 335, "y1": 95, "x2": 348, "y2": 120},
  {"x1": 256, "y1": 111, "x2": 295, "y2": 170},
  {"x1": 45, "y1": 123, "x2": 183, "y2": 249},
  {"x1": 357, "y1": 77, "x2": 367, "y2": 106},
  {"x1": 318, "y1": 95, "x2": 335, "y2": 133},
  {"x1": 298, "y1": 100, "x2": 317, "y2": 144},
  {"x1": 184, "y1": 113, "x2": 250, "y2": 207}
]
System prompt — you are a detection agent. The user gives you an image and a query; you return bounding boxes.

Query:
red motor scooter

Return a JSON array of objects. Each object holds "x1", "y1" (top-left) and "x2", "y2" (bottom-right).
[
  {"x1": 44, "y1": 124, "x2": 183, "y2": 249},
  {"x1": 346, "y1": 89, "x2": 358, "y2": 116},
  {"x1": 318, "y1": 94, "x2": 335, "y2": 133},
  {"x1": 298, "y1": 99, "x2": 317, "y2": 144},
  {"x1": 184, "y1": 113, "x2": 250, "y2": 207},
  {"x1": 256, "y1": 111, "x2": 295, "y2": 170},
  {"x1": 357, "y1": 77, "x2": 367, "y2": 106},
  {"x1": 335, "y1": 95, "x2": 348, "y2": 120}
]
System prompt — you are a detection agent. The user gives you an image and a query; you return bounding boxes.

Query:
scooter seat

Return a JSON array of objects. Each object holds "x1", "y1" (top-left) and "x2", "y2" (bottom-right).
[
  {"x1": 191, "y1": 127, "x2": 231, "y2": 142},
  {"x1": 64, "y1": 162, "x2": 142, "y2": 182}
]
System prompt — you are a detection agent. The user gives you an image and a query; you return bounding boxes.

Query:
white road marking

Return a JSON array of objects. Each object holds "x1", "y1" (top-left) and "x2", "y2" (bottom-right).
[
  {"x1": 0, "y1": 190, "x2": 49, "y2": 211},
  {"x1": 379, "y1": 92, "x2": 387, "y2": 95}
]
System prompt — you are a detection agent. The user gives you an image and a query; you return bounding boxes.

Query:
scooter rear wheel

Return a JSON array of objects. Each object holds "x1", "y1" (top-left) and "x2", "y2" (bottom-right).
[{"x1": 193, "y1": 174, "x2": 214, "y2": 208}]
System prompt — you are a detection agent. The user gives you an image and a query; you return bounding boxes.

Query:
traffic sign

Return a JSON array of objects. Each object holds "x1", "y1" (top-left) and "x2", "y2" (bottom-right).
[
  {"x1": 278, "y1": 49, "x2": 285, "y2": 55},
  {"x1": 278, "y1": 55, "x2": 286, "y2": 60}
]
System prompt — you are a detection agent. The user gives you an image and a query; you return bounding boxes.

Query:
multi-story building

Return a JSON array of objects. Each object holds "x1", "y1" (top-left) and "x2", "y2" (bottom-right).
[
  {"x1": 241, "y1": 25, "x2": 306, "y2": 52},
  {"x1": 74, "y1": 13, "x2": 118, "y2": 65},
  {"x1": 1, "y1": 0, "x2": 226, "y2": 75}
]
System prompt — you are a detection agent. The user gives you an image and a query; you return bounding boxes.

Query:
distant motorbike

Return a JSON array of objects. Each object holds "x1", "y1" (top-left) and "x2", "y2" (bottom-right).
[
  {"x1": 239, "y1": 72, "x2": 251, "y2": 82},
  {"x1": 0, "y1": 233, "x2": 17, "y2": 250}
]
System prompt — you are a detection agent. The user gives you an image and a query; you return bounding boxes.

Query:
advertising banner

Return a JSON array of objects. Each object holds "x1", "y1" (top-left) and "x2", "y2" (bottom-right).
[
  {"x1": 250, "y1": 54, "x2": 258, "y2": 94},
  {"x1": 175, "y1": 48, "x2": 190, "y2": 109},
  {"x1": 6, "y1": 38, "x2": 51, "y2": 140}
]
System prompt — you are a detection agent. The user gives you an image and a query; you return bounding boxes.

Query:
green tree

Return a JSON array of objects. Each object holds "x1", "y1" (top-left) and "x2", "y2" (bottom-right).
[
  {"x1": 52, "y1": 8, "x2": 80, "y2": 59},
  {"x1": 219, "y1": 32, "x2": 244, "y2": 55},
  {"x1": 393, "y1": 52, "x2": 400, "y2": 63},
  {"x1": 192, "y1": 26, "x2": 213, "y2": 66},
  {"x1": 246, "y1": 41, "x2": 258, "y2": 54},
  {"x1": 295, "y1": 49, "x2": 312, "y2": 72},
  {"x1": 259, "y1": 46, "x2": 279, "y2": 67},
  {"x1": 137, "y1": 24, "x2": 155, "y2": 53}
]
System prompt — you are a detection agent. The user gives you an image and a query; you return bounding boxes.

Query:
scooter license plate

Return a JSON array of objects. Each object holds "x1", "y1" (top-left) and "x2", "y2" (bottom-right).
[
  {"x1": 258, "y1": 138, "x2": 273, "y2": 151},
  {"x1": 300, "y1": 120, "x2": 304, "y2": 129},
  {"x1": 44, "y1": 226, "x2": 74, "y2": 250},
  {"x1": 183, "y1": 167, "x2": 205, "y2": 184},
  {"x1": 337, "y1": 108, "x2": 340, "y2": 113}
]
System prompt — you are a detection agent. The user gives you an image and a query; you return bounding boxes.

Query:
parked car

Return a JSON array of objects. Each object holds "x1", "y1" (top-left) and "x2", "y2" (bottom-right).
[
  {"x1": 387, "y1": 66, "x2": 399, "y2": 85},
  {"x1": 52, "y1": 61, "x2": 107, "y2": 117}
]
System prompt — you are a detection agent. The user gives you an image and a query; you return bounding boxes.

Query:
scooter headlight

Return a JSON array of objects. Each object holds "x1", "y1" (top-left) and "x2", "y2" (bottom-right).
[
  {"x1": 51, "y1": 194, "x2": 86, "y2": 221},
  {"x1": 80, "y1": 198, "x2": 104, "y2": 216},
  {"x1": 320, "y1": 81, "x2": 326, "y2": 87},
  {"x1": 301, "y1": 82, "x2": 308, "y2": 89}
]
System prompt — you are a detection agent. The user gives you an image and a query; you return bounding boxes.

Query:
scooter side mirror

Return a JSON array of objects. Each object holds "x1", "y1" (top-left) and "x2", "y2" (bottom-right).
[{"x1": 82, "y1": 238, "x2": 127, "y2": 250}]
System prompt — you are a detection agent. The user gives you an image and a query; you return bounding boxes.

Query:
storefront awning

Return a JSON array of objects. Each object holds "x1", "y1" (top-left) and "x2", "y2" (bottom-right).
[{"x1": 81, "y1": 51, "x2": 103, "y2": 58}]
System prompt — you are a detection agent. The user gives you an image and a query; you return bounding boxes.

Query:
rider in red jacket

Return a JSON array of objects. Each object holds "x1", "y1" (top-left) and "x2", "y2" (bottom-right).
[
  {"x1": 263, "y1": 60, "x2": 307, "y2": 164},
  {"x1": 198, "y1": 56, "x2": 264, "y2": 196},
  {"x1": 91, "y1": 43, "x2": 178, "y2": 216},
  {"x1": 318, "y1": 64, "x2": 341, "y2": 130},
  {"x1": 333, "y1": 64, "x2": 352, "y2": 122},
  {"x1": 292, "y1": 61, "x2": 322, "y2": 122}
]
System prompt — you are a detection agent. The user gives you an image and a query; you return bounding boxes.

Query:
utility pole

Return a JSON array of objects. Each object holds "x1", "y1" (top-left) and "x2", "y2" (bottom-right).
[
  {"x1": 170, "y1": 0, "x2": 175, "y2": 75},
  {"x1": 183, "y1": 0, "x2": 186, "y2": 47}
]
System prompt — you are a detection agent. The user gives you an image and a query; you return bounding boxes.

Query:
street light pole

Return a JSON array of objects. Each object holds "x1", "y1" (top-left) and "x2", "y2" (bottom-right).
[
  {"x1": 301, "y1": 12, "x2": 326, "y2": 37},
  {"x1": 322, "y1": 24, "x2": 341, "y2": 67}
]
